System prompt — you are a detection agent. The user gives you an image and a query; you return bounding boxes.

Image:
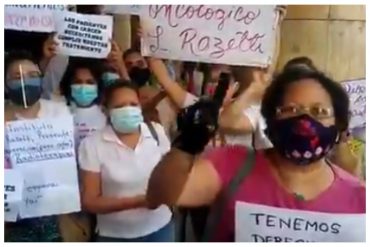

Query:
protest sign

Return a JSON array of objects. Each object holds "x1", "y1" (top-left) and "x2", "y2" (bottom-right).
[
  {"x1": 54, "y1": 11, "x2": 113, "y2": 58},
  {"x1": 235, "y1": 201, "x2": 365, "y2": 242},
  {"x1": 5, "y1": 5, "x2": 66, "y2": 32},
  {"x1": 4, "y1": 169, "x2": 24, "y2": 222},
  {"x1": 132, "y1": 5, "x2": 277, "y2": 67},
  {"x1": 5, "y1": 115, "x2": 81, "y2": 219},
  {"x1": 103, "y1": 5, "x2": 144, "y2": 15},
  {"x1": 341, "y1": 79, "x2": 366, "y2": 129}
]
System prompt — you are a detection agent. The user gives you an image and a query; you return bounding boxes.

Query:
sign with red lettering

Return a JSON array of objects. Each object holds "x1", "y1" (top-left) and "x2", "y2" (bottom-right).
[
  {"x1": 137, "y1": 5, "x2": 278, "y2": 67},
  {"x1": 54, "y1": 11, "x2": 113, "y2": 58},
  {"x1": 341, "y1": 79, "x2": 366, "y2": 129},
  {"x1": 235, "y1": 202, "x2": 365, "y2": 242},
  {"x1": 4, "y1": 5, "x2": 67, "y2": 32}
]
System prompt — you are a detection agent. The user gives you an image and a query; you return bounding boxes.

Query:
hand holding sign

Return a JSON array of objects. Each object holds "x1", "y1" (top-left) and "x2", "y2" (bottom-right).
[
  {"x1": 43, "y1": 34, "x2": 59, "y2": 60},
  {"x1": 107, "y1": 40, "x2": 124, "y2": 71}
]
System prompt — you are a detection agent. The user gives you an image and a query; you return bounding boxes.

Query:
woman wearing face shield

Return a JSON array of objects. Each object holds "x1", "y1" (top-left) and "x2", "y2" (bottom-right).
[
  {"x1": 4, "y1": 50, "x2": 70, "y2": 242},
  {"x1": 146, "y1": 67, "x2": 365, "y2": 242}
]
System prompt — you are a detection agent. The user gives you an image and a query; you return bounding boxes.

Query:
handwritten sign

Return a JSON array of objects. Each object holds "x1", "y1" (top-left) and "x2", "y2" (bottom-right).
[
  {"x1": 235, "y1": 202, "x2": 365, "y2": 242},
  {"x1": 135, "y1": 5, "x2": 276, "y2": 66},
  {"x1": 4, "y1": 170, "x2": 24, "y2": 222},
  {"x1": 54, "y1": 11, "x2": 113, "y2": 58},
  {"x1": 4, "y1": 5, "x2": 66, "y2": 32},
  {"x1": 341, "y1": 79, "x2": 366, "y2": 129},
  {"x1": 5, "y1": 115, "x2": 81, "y2": 219}
]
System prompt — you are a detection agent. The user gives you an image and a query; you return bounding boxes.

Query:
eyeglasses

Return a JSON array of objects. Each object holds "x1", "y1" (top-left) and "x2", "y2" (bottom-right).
[{"x1": 276, "y1": 104, "x2": 334, "y2": 119}]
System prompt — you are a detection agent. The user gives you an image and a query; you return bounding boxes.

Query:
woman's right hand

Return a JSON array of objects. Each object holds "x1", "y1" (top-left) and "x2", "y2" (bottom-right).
[{"x1": 242, "y1": 69, "x2": 269, "y2": 103}]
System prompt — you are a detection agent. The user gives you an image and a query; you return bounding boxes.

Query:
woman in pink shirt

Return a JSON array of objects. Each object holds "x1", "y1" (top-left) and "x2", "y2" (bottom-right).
[{"x1": 146, "y1": 67, "x2": 365, "y2": 242}]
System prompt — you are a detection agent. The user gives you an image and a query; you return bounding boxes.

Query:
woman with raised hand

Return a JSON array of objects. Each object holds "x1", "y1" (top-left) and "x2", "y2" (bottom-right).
[{"x1": 146, "y1": 67, "x2": 365, "y2": 242}]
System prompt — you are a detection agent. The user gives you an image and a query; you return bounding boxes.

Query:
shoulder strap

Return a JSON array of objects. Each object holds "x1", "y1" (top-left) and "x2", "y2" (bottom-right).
[
  {"x1": 146, "y1": 121, "x2": 159, "y2": 146},
  {"x1": 201, "y1": 149, "x2": 256, "y2": 242}
]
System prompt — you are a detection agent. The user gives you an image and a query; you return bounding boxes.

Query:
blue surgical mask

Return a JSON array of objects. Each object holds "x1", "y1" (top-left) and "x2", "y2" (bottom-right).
[
  {"x1": 102, "y1": 72, "x2": 120, "y2": 87},
  {"x1": 6, "y1": 77, "x2": 42, "y2": 107},
  {"x1": 110, "y1": 106, "x2": 144, "y2": 133},
  {"x1": 71, "y1": 84, "x2": 98, "y2": 107}
]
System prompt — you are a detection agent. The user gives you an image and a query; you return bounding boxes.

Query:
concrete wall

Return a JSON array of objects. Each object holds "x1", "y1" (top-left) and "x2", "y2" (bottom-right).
[{"x1": 277, "y1": 5, "x2": 365, "y2": 81}]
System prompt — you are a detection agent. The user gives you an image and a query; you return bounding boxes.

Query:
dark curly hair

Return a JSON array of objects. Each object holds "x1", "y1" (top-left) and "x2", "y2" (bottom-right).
[
  {"x1": 283, "y1": 56, "x2": 317, "y2": 71},
  {"x1": 59, "y1": 58, "x2": 104, "y2": 104},
  {"x1": 261, "y1": 67, "x2": 350, "y2": 133}
]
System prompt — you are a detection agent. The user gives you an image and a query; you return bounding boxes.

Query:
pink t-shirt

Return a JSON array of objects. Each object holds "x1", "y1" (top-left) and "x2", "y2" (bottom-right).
[{"x1": 205, "y1": 145, "x2": 365, "y2": 242}]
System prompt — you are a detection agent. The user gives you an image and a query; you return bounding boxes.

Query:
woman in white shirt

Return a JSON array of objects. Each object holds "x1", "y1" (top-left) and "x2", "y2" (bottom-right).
[
  {"x1": 78, "y1": 80, "x2": 173, "y2": 242},
  {"x1": 60, "y1": 59, "x2": 107, "y2": 146},
  {"x1": 5, "y1": 50, "x2": 70, "y2": 242}
]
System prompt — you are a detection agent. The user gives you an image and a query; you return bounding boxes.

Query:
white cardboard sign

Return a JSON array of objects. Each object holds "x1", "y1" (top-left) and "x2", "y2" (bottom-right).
[
  {"x1": 54, "y1": 11, "x2": 113, "y2": 58},
  {"x1": 5, "y1": 115, "x2": 81, "y2": 219},
  {"x1": 341, "y1": 79, "x2": 366, "y2": 129},
  {"x1": 141, "y1": 5, "x2": 277, "y2": 67},
  {"x1": 4, "y1": 169, "x2": 24, "y2": 222},
  {"x1": 4, "y1": 5, "x2": 67, "y2": 32},
  {"x1": 235, "y1": 201, "x2": 365, "y2": 242}
]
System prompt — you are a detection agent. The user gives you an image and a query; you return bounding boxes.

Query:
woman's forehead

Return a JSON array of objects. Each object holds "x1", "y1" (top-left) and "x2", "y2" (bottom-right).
[
  {"x1": 282, "y1": 79, "x2": 332, "y2": 106},
  {"x1": 7, "y1": 60, "x2": 40, "y2": 76}
]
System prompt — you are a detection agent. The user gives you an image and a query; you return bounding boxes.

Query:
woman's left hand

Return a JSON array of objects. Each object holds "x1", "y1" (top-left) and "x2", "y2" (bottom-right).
[
  {"x1": 107, "y1": 40, "x2": 130, "y2": 80},
  {"x1": 107, "y1": 40, "x2": 124, "y2": 70}
]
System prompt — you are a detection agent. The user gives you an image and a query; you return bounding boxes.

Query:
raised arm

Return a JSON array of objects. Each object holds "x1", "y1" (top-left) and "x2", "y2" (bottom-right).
[
  {"x1": 148, "y1": 57, "x2": 196, "y2": 108},
  {"x1": 38, "y1": 34, "x2": 57, "y2": 73},
  {"x1": 147, "y1": 99, "x2": 222, "y2": 207},
  {"x1": 218, "y1": 69, "x2": 267, "y2": 135},
  {"x1": 147, "y1": 149, "x2": 221, "y2": 207},
  {"x1": 107, "y1": 40, "x2": 130, "y2": 80}
]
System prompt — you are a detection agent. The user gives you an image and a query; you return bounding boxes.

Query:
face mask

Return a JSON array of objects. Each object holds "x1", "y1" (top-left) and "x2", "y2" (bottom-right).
[
  {"x1": 110, "y1": 106, "x2": 144, "y2": 133},
  {"x1": 129, "y1": 67, "x2": 151, "y2": 87},
  {"x1": 71, "y1": 84, "x2": 98, "y2": 107},
  {"x1": 6, "y1": 77, "x2": 42, "y2": 108},
  {"x1": 102, "y1": 72, "x2": 120, "y2": 87},
  {"x1": 267, "y1": 114, "x2": 338, "y2": 166}
]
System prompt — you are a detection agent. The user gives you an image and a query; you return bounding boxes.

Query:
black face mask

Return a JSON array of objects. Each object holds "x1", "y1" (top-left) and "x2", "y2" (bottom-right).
[
  {"x1": 6, "y1": 77, "x2": 42, "y2": 108},
  {"x1": 129, "y1": 67, "x2": 151, "y2": 87},
  {"x1": 266, "y1": 114, "x2": 338, "y2": 166}
]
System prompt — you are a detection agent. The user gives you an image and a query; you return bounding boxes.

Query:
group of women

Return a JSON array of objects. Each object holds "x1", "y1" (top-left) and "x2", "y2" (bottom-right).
[{"x1": 4, "y1": 5, "x2": 365, "y2": 243}]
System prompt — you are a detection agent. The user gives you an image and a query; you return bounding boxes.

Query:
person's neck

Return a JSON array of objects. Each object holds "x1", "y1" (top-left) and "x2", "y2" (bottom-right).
[
  {"x1": 12, "y1": 101, "x2": 41, "y2": 119},
  {"x1": 115, "y1": 129, "x2": 141, "y2": 149},
  {"x1": 270, "y1": 151, "x2": 333, "y2": 192}
]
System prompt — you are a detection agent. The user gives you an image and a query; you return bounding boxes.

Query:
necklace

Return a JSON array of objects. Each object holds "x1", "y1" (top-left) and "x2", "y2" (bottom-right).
[{"x1": 293, "y1": 192, "x2": 305, "y2": 201}]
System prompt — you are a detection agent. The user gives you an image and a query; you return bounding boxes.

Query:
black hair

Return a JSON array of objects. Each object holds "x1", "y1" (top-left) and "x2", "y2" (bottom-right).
[
  {"x1": 76, "y1": 5, "x2": 101, "y2": 14},
  {"x1": 103, "y1": 79, "x2": 139, "y2": 107},
  {"x1": 123, "y1": 48, "x2": 141, "y2": 60},
  {"x1": 5, "y1": 50, "x2": 38, "y2": 79},
  {"x1": 283, "y1": 56, "x2": 317, "y2": 71},
  {"x1": 59, "y1": 58, "x2": 104, "y2": 104},
  {"x1": 261, "y1": 67, "x2": 350, "y2": 132}
]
